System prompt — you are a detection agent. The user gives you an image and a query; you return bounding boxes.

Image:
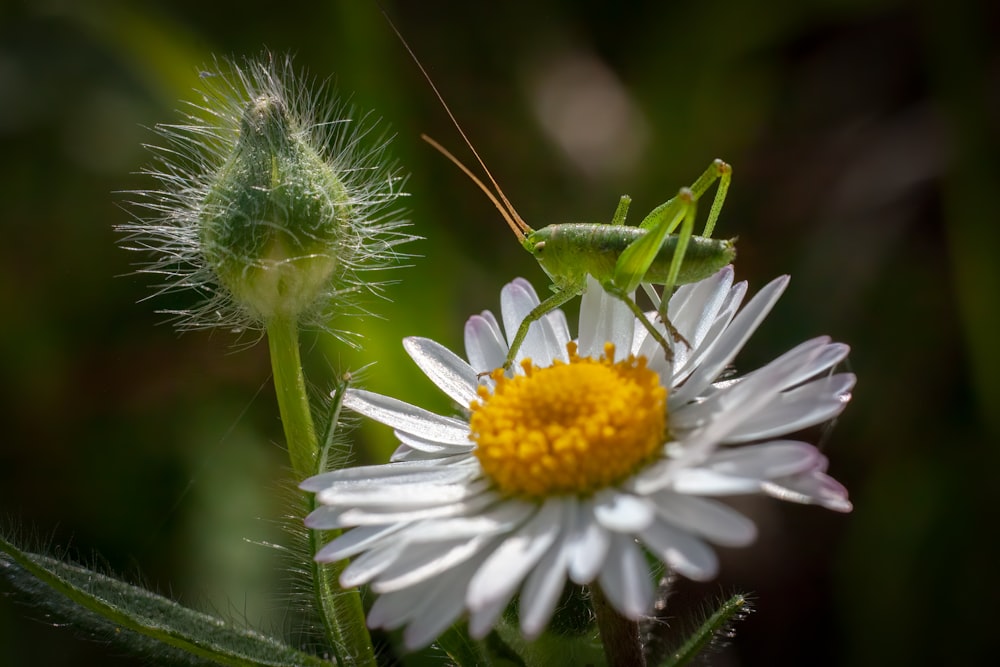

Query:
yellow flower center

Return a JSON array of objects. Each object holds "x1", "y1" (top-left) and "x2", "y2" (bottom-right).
[{"x1": 469, "y1": 342, "x2": 667, "y2": 497}]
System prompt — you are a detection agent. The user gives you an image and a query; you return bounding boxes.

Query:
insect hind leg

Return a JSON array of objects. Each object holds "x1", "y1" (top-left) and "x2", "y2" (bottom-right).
[
  {"x1": 656, "y1": 159, "x2": 732, "y2": 339},
  {"x1": 690, "y1": 158, "x2": 731, "y2": 239},
  {"x1": 661, "y1": 159, "x2": 732, "y2": 297}
]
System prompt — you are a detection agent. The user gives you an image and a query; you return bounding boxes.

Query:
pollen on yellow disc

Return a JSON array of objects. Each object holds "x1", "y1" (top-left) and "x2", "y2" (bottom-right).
[{"x1": 469, "y1": 342, "x2": 667, "y2": 497}]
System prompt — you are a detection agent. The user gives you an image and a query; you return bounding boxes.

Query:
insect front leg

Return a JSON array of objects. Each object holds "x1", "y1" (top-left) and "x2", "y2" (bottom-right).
[{"x1": 497, "y1": 285, "x2": 583, "y2": 373}]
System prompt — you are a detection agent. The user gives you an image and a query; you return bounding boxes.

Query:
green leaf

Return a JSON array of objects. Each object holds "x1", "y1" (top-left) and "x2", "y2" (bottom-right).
[{"x1": 0, "y1": 535, "x2": 329, "y2": 666}]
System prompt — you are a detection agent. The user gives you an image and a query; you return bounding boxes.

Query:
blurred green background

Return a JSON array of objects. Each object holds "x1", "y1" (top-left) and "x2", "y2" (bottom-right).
[{"x1": 1, "y1": 0, "x2": 997, "y2": 664}]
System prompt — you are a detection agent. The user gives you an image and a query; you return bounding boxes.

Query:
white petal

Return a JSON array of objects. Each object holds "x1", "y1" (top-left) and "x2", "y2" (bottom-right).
[
  {"x1": 544, "y1": 306, "x2": 572, "y2": 353},
  {"x1": 502, "y1": 277, "x2": 542, "y2": 313},
  {"x1": 538, "y1": 314, "x2": 570, "y2": 364},
  {"x1": 672, "y1": 274, "x2": 789, "y2": 404},
  {"x1": 320, "y1": 477, "x2": 490, "y2": 511},
  {"x1": 764, "y1": 468, "x2": 852, "y2": 512},
  {"x1": 343, "y1": 389, "x2": 471, "y2": 445},
  {"x1": 467, "y1": 498, "x2": 565, "y2": 612},
  {"x1": 302, "y1": 454, "x2": 472, "y2": 492},
  {"x1": 519, "y1": 524, "x2": 572, "y2": 639},
  {"x1": 668, "y1": 339, "x2": 831, "y2": 464},
  {"x1": 468, "y1": 589, "x2": 513, "y2": 639},
  {"x1": 723, "y1": 373, "x2": 855, "y2": 443},
  {"x1": 567, "y1": 497, "x2": 611, "y2": 584},
  {"x1": 500, "y1": 278, "x2": 566, "y2": 366},
  {"x1": 335, "y1": 487, "x2": 503, "y2": 526},
  {"x1": 649, "y1": 492, "x2": 756, "y2": 546},
  {"x1": 405, "y1": 498, "x2": 535, "y2": 542},
  {"x1": 403, "y1": 337, "x2": 479, "y2": 407},
  {"x1": 340, "y1": 540, "x2": 408, "y2": 587},
  {"x1": 500, "y1": 278, "x2": 542, "y2": 361},
  {"x1": 389, "y1": 446, "x2": 428, "y2": 462},
  {"x1": 667, "y1": 265, "x2": 734, "y2": 351},
  {"x1": 639, "y1": 519, "x2": 719, "y2": 581},
  {"x1": 394, "y1": 430, "x2": 472, "y2": 455},
  {"x1": 372, "y1": 536, "x2": 494, "y2": 592},
  {"x1": 465, "y1": 312, "x2": 507, "y2": 374},
  {"x1": 314, "y1": 524, "x2": 404, "y2": 562},
  {"x1": 663, "y1": 441, "x2": 822, "y2": 496},
  {"x1": 366, "y1": 559, "x2": 477, "y2": 647},
  {"x1": 311, "y1": 457, "x2": 477, "y2": 490},
  {"x1": 703, "y1": 441, "x2": 822, "y2": 480},
  {"x1": 720, "y1": 336, "x2": 838, "y2": 397},
  {"x1": 367, "y1": 583, "x2": 429, "y2": 629},
  {"x1": 671, "y1": 279, "x2": 746, "y2": 384},
  {"x1": 632, "y1": 312, "x2": 674, "y2": 379},
  {"x1": 579, "y1": 276, "x2": 635, "y2": 359},
  {"x1": 596, "y1": 534, "x2": 653, "y2": 618},
  {"x1": 303, "y1": 504, "x2": 343, "y2": 529},
  {"x1": 401, "y1": 578, "x2": 471, "y2": 649},
  {"x1": 764, "y1": 341, "x2": 850, "y2": 391},
  {"x1": 593, "y1": 489, "x2": 655, "y2": 532},
  {"x1": 666, "y1": 468, "x2": 762, "y2": 496}
]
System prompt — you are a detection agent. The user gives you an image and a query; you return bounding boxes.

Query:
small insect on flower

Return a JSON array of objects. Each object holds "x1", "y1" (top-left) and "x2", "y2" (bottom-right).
[
  {"x1": 383, "y1": 16, "x2": 734, "y2": 372},
  {"x1": 119, "y1": 54, "x2": 412, "y2": 342}
]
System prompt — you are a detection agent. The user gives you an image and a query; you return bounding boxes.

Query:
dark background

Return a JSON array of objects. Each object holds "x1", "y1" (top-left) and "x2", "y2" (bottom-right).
[{"x1": 1, "y1": 0, "x2": 998, "y2": 664}]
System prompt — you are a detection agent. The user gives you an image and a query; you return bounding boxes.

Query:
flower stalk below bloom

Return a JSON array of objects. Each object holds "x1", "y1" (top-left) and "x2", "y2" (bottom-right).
[{"x1": 267, "y1": 315, "x2": 376, "y2": 666}]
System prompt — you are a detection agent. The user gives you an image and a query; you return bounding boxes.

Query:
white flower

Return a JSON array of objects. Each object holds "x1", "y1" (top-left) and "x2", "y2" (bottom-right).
[{"x1": 301, "y1": 268, "x2": 853, "y2": 649}]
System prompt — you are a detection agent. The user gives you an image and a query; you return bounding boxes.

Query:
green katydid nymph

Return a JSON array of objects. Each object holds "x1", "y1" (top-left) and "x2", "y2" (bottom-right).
[{"x1": 386, "y1": 17, "x2": 736, "y2": 372}]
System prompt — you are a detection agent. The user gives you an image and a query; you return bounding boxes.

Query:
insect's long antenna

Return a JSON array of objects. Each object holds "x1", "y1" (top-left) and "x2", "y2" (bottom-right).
[
  {"x1": 422, "y1": 134, "x2": 526, "y2": 242},
  {"x1": 378, "y1": 6, "x2": 532, "y2": 239}
]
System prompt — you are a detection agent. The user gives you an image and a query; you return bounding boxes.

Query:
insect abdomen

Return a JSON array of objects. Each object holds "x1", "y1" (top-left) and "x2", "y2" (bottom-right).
[{"x1": 529, "y1": 223, "x2": 735, "y2": 286}]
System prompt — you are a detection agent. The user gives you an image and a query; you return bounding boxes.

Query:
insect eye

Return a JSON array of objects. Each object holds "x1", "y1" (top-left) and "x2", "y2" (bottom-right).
[{"x1": 534, "y1": 241, "x2": 546, "y2": 254}]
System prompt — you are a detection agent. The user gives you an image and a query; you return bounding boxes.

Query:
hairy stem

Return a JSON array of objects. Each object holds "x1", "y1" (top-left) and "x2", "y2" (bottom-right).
[
  {"x1": 266, "y1": 317, "x2": 375, "y2": 666},
  {"x1": 663, "y1": 593, "x2": 748, "y2": 667}
]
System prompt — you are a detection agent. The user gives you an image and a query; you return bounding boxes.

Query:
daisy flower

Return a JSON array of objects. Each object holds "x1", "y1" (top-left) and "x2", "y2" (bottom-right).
[{"x1": 301, "y1": 267, "x2": 854, "y2": 649}]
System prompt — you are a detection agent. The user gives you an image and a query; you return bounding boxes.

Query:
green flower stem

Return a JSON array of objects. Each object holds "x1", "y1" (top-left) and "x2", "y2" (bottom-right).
[
  {"x1": 591, "y1": 584, "x2": 645, "y2": 667},
  {"x1": 266, "y1": 316, "x2": 375, "y2": 667},
  {"x1": 310, "y1": 378, "x2": 375, "y2": 667},
  {"x1": 308, "y1": 515, "x2": 375, "y2": 667},
  {"x1": 267, "y1": 315, "x2": 318, "y2": 477}
]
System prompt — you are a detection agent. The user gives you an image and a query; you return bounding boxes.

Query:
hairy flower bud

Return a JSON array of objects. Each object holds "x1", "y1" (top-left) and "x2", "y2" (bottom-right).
[
  {"x1": 120, "y1": 55, "x2": 411, "y2": 341},
  {"x1": 200, "y1": 93, "x2": 350, "y2": 320}
]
